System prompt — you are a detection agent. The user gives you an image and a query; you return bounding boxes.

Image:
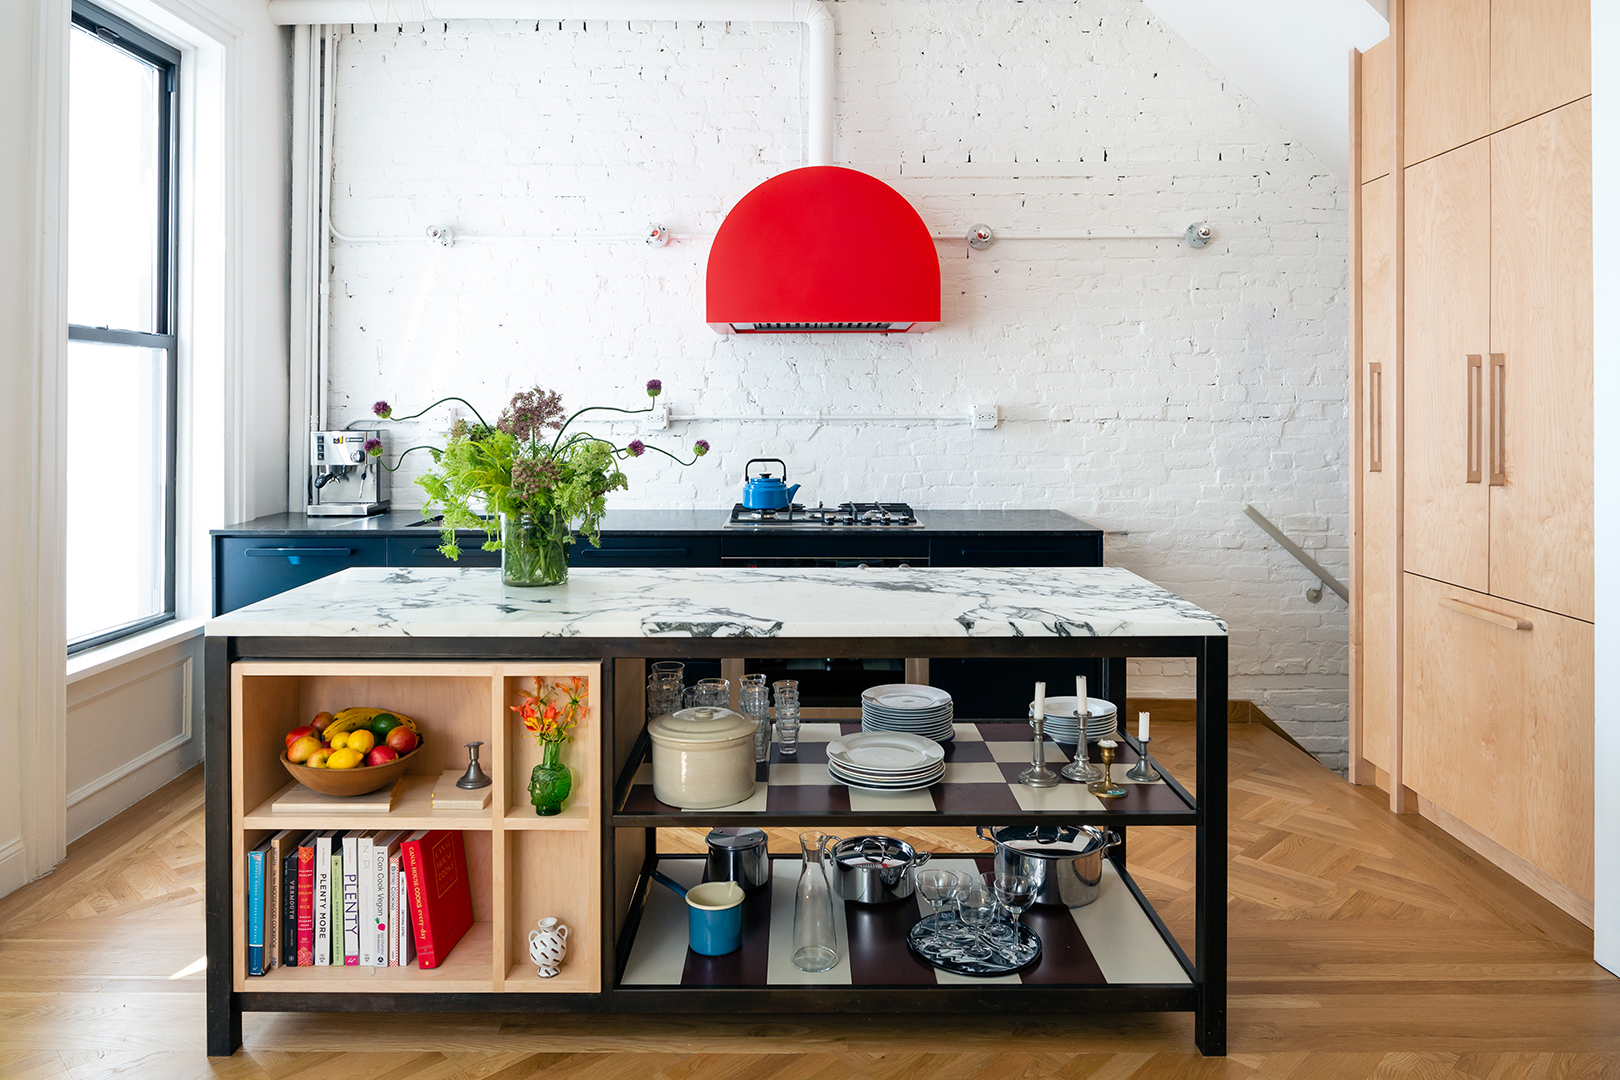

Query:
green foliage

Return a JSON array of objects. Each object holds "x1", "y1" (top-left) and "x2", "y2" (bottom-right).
[{"x1": 412, "y1": 397, "x2": 650, "y2": 561}]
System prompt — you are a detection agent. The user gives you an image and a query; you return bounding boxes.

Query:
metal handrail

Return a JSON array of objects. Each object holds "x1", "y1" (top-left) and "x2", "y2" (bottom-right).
[{"x1": 1242, "y1": 504, "x2": 1349, "y2": 604}]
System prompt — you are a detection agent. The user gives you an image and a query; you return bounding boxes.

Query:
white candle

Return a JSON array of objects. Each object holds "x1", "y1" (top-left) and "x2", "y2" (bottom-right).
[
  {"x1": 1076, "y1": 675, "x2": 1087, "y2": 715},
  {"x1": 1139, "y1": 711, "x2": 1150, "y2": 741},
  {"x1": 1034, "y1": 681, "x2": 1046, "y2": 719}
]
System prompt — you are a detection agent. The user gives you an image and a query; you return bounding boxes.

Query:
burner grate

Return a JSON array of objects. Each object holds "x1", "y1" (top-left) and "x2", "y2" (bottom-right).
[{"x1": 727, "y1": 502, "x2": 920, "y2": 527}]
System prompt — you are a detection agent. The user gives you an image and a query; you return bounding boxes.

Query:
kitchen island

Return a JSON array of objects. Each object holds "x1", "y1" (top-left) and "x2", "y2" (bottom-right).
[{"x1": 205, "y1": 565, "x2": 1227, "y2": 1055}]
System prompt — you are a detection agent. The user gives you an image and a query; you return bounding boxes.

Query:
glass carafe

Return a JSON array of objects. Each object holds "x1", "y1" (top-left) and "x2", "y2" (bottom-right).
[{"x1": 792, "y1": 830, "x2": 840, "y2": 972}]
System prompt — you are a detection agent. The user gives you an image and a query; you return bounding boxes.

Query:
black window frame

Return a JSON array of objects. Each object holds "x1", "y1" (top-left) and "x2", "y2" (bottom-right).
[{"x1": 66, "y1": 1, "x2": 181, "y2": 655}]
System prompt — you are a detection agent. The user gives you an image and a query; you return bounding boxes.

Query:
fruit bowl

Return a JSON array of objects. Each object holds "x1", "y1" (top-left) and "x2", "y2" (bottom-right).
[{"x1": 281, "y1": 740, "x2": 424, "y2": 797}]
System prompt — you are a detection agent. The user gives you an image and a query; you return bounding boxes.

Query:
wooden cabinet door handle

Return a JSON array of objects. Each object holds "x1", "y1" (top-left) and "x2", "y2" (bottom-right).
[
  {"x1": 1466, "y1": 355, "x2": 1482, "y2": 483},
  {"x1": 1369, "y1": 362, "x2": 1382, "y2": 473},
  {"x1": 1489, "y1": 353, "x2": 1506, "y2": 486},
  {"x1": 1440, "y1": 596, "x2": 1531, "y2": 631}
]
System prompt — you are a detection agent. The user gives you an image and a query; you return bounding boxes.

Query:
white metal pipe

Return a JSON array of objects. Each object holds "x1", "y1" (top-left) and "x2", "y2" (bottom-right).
[{"x1": 266, "y1": 0, "x2": 835, "y2": 166}]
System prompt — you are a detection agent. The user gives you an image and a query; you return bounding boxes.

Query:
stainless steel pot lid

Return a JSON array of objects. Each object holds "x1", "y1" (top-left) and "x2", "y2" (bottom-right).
[
  {"x1": 831, "y1": 835, "x2": 918, "y2": 869},
  {"x1": 983, "y1": 823, "x2": 1109, "y2": 858},
  {"x1": 706, "y1": 826, "x2": 767, "y2": 851}
]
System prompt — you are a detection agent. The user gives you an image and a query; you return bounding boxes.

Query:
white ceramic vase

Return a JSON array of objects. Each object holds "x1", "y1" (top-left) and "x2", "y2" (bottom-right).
[{"x1": 528, "y1": 917, "x2": 569, "y2": 978}]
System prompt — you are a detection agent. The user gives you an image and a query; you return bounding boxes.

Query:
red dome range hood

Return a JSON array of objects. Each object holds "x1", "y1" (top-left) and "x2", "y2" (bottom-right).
[{"x1": 706, "y1": 166, "x2": 941, "y2": 334}]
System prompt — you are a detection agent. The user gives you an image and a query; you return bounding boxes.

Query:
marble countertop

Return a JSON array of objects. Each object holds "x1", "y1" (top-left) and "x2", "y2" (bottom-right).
[
  {"x1": 205, "y1": 565, "x2": 1225, "y2": 639},
  {"x1": 210, "y1": 508, "x2": 1101, "y2": 536}
]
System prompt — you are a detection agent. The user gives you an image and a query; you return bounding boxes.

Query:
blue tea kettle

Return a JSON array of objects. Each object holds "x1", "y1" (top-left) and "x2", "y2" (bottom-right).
[{"x1": 742, "y1": 458, "x2": 801, "y2": 510}]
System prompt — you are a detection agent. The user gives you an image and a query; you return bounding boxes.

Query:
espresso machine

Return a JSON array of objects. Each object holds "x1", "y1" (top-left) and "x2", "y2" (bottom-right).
[{"x1": 306, "y1": 430, "x2": 390, "y2": 516}]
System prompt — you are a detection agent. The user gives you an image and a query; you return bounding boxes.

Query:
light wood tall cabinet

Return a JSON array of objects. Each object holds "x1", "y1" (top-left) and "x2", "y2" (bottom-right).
[{"x1": 1350, "y1": 1, "x2": 1593, "y2": 925}]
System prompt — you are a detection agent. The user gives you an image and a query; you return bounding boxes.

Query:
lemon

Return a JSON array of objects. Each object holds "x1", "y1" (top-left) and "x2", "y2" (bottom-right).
[
  {"x1": 328, "y1": 732, "x2": 350, "y2": 750},
  {"x1": 346, "y1": 729, "x2": 376, "y2": 754},
  {"x1": 328, "y1": 747, "x2": 364, "y2": 770}
]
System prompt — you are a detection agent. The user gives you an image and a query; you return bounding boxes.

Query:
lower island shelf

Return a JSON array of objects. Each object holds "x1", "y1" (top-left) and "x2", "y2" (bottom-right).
[{"x1": 618, "y1": 856, "x2": 1192, "y2": 991}]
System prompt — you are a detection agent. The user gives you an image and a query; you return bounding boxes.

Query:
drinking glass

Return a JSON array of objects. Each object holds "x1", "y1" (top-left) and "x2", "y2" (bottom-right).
[
  {"x1": 646, "y1": 671, "x2": 683, "y2": 721},
  {"x1": 773, "y1": 680, "x2": 802, "y2": 757},
  {"x1": 740, "y1": 678, "x2": 772, "y2": 763},
  {"x1": 686, "y1": 678, "x2": 730, "y2": 709},
  {"x1": 977, "y1": 871, "x2": 1018, "y2": 942},
  {"x1": 955, "y1": 879, "x2": 997, "y2": 959},
  {"x1": 993, "y1": 871, "x2": 1037, "y2": 928},
  {"x1": 915, "y1": 869, "x2": 961, "y2": 921}
]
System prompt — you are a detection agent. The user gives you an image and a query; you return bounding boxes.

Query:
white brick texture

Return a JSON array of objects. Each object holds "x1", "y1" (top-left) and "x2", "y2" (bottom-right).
[{"x1": 324, "y1": 0, "x2": 1351, "y2": 770}]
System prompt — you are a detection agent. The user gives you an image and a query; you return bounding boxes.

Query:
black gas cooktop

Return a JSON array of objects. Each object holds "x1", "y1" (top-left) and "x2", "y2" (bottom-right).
[{"x1": 725, "y1": 501, "x2": 921, "y2": 528}]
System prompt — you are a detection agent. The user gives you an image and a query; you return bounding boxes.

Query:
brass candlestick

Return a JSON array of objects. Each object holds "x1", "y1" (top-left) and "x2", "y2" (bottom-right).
[{"x1": 1086, "y1": 740, "x2": 1127, "y2": 800}]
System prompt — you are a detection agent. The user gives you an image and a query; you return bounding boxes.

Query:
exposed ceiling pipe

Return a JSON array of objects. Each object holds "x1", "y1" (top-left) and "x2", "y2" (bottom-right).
[{"x1": 265, "y1": 0, "x2": 835, "y2": 166}]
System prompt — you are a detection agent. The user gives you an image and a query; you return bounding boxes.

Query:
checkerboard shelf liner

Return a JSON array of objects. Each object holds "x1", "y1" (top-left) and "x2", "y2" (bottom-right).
[
  {"x1": 620, "y1": 722, "x2": 1191, "y2": 816},
  {"x1": 620, "y1": 856, "x2": 1192, "y2": 988}
]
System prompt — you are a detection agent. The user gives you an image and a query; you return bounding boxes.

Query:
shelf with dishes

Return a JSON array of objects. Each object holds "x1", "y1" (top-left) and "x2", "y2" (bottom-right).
[
  {"x1": 613, "y1": 853, "x2": 1194, "y2": 996},
  {"x1": 231, "y1": 660, "x2": 603, "y2": 995},
  {"x1": 611, "y1": 720, "x2": 1197, "y2": 828}
]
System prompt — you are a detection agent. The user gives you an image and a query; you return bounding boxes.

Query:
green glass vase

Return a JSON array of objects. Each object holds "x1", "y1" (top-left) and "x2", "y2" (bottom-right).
[{"x1": 529, "y1": 740, "x2": 572, "y2": 816}]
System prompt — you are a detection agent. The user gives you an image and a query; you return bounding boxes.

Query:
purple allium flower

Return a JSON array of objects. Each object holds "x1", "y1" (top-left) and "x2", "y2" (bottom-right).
[
  {"x1": 627, "y1": 439, "x2": 646, "y2": 458},
  {"x1": 646, "y1": 379, "x2": 663, "y2": 398},
  {"x1": 511, "y1": 457, "x2": 561, "y2": 500},
  {"x1": 372, "y1": 401, "x2": 392, "y2": 419},
  {"x1": 693, "y1": 439, "x2": 711, "y2": 457},
  {"x1": 498, "y1": 387, "x2": 566, "y2": 441},
  {"x1": 363, "y1": 437, "x2": 383, "y2": 456}
]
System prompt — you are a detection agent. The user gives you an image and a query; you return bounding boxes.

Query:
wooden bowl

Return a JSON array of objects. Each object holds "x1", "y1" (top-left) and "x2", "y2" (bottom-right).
[{"x1": 281, "y1": 740, "x2": 424, "y2": 797}]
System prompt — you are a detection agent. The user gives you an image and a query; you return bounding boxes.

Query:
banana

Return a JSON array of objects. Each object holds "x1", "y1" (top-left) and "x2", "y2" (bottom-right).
[{"x1": 327, "y1": 707, "x2": 420, "y2": 735}]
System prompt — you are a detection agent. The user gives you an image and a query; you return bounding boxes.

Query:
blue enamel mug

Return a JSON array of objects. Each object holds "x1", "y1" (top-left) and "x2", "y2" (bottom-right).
[{"x1": 652, "y1": 871, "x2": 745, "y2": 956}]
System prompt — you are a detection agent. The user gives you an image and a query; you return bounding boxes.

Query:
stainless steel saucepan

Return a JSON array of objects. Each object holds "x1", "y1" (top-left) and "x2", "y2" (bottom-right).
[
  {"x1": 976, "y1": 824, "x2": 1121, "y2": 908},
  {"x1": 826, "y1": 834, "x2": 932, "y2": 904}
]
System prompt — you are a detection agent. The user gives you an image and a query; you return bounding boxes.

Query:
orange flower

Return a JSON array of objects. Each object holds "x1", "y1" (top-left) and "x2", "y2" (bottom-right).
[{"x1": 513, "y1": 677, "x2": 582, "y2": 745}]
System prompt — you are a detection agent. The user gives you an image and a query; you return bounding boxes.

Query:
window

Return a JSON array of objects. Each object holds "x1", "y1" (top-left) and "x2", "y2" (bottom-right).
[{"x1": 66, "y1": 2, "x2": 179, "y2": 652}]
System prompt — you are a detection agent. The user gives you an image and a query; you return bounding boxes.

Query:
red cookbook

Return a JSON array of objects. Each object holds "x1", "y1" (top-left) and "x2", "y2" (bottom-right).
[
  {"x1": 401, "y1": 830, "x2": 472, "y2": 969},
  {"x1": 295, "y1": 841, "x2": 315, "y2": 966}
]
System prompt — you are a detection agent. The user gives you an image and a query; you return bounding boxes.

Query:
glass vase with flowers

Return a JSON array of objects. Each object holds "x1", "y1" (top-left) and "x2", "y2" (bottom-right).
[
  {"x1": 512, "y1": 676, "x2": 587, "y2": 816},
  {"x1": 365, "y1": 380, "x2": 709, "y2": 586}
]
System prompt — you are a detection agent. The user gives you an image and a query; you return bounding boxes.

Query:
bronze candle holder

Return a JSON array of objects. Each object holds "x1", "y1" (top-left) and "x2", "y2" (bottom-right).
[{"x1": 1086, "y1": 740, "x2": 1128, "y2": 800}]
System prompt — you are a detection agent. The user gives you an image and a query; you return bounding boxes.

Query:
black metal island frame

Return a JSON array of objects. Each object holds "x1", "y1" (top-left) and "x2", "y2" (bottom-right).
[{"x1": 204, "y1": 565, "x2": 1228, "y2": 1056}]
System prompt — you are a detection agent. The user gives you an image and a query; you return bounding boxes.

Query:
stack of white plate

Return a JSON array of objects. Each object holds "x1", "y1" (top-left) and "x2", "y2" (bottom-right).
[
  {"x1": 861, "y1": 684, "x2": 955, "y2": 743},
  {"x1": 827, "y1": 732, "x2": 946, "y2": 791},
  {"x1": 1028, "y1": 696, "x2": 1119, "y2": 744}
]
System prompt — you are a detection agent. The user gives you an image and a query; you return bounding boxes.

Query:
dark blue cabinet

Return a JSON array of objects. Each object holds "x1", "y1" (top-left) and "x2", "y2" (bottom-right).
[
  {"x1": 214, "y1": 537, "x2": 388, "y2": 615},
  {"x1": 384, "y1": 536, "x2": 502, "y2": 569},
  {"x1": 570, "y1": 536, "x2": 719, "y2": 568}
]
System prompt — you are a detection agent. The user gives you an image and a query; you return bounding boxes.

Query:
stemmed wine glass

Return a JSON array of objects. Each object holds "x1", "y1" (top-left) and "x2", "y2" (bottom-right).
[
  {"x1": 955, "y1": 879, "x2": 997, "y2": 959},
  {"x1": 916, "y1": 869, "x2": 961, "y2": 923},
  {"x1": 993, "y1": 871, "x2": 1037, "y2": 931}
]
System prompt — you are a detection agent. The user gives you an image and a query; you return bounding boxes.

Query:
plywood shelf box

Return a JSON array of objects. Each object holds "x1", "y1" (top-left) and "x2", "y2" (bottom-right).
[{"x1": 231, "y1": 661, "x2": 603, "y2": 994}]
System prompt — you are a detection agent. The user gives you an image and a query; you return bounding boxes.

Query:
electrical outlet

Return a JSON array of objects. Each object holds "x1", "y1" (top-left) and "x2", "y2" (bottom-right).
[
  {"x1": 642, "y1": 403, "x2": 670, "y2": 432},
  {"x1": 972, "y1": 405, "x2": 999, "y2": 430}
]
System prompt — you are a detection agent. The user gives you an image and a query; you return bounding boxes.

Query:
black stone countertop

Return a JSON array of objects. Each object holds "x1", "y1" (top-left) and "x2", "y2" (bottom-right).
[{"x1": 212, "y1": 508, "x2": 1101, "y2": 537}]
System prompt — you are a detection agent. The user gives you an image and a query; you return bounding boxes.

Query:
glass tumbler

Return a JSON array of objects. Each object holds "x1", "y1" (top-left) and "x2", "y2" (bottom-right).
[
  {"x1": 646, "y1": 671, "x2": 683, "y2": 721},
  {"x1": 741, "y1": 677, "x2": 772, "y2": 763},
  {"x1": 686, "y1": 678, "x2": 730, "y2": 709},
  {"x1": 773, "y1": 680, "x2": 802, "y2": 757}
]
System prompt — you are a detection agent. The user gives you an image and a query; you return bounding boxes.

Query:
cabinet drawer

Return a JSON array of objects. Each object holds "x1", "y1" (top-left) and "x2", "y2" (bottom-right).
[
  {"x1": 929, "y1": 537, "x2": 1100, "y2": 567},
  {"x1": 385, "y1": 536, "x2": 501, "y2": 569},
  {"x1": 572, "y1": 536, "x2": 719, "y2": 568},
  {"x1": 214, "y1": 537, "x2": 387, "y2": 614},
  {"x1": 1402, "y1": 573, "x2": 1593, "y2": 899}
]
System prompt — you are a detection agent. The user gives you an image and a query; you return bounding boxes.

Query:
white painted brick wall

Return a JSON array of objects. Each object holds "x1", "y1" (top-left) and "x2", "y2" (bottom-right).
[{"x1": 323, "y1": 0, "x2": 1352, "y2": 771}]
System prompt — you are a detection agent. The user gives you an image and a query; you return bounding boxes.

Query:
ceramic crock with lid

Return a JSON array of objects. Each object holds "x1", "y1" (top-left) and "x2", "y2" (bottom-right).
[{"x1": 648, "y1": 706, "x2": 757, "y2": 809}]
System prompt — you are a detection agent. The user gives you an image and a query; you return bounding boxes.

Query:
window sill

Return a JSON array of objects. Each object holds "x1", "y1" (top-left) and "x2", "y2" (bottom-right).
[{"x1": 67, "y1": 618, "x2": 205, "y2": 685}]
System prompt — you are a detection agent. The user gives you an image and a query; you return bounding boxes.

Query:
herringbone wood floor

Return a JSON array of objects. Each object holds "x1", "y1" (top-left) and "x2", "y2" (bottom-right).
[{"x1": 2, "y1": 722, "x2": 1617, "y2": 1080}]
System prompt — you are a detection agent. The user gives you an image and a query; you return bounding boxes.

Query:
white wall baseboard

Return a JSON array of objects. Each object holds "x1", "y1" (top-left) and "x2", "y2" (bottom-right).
[
  {"x1": 0, "y1": 838, "x2": 27, "y2": 900},
  {"x1": 66, "y1": 745, "x2": 198, "y2": 844}
]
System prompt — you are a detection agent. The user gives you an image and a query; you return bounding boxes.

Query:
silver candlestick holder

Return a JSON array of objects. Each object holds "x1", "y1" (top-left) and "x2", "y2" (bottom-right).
[
  {"x1": 1125, "y1": 736, "x2": 1162, "y2": 783},
  {"x1": 1061, "y1": 725, "x2": 1102, "y2": 783},
  {"x1": 1019, "y1": 713, "x2": 1061, "y2": 789}
]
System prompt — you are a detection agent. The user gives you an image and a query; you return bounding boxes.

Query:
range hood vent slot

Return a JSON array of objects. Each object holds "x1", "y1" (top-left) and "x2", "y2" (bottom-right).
[{"x1": 707, "y1": 166, "x2": 940, "y2": 335}]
